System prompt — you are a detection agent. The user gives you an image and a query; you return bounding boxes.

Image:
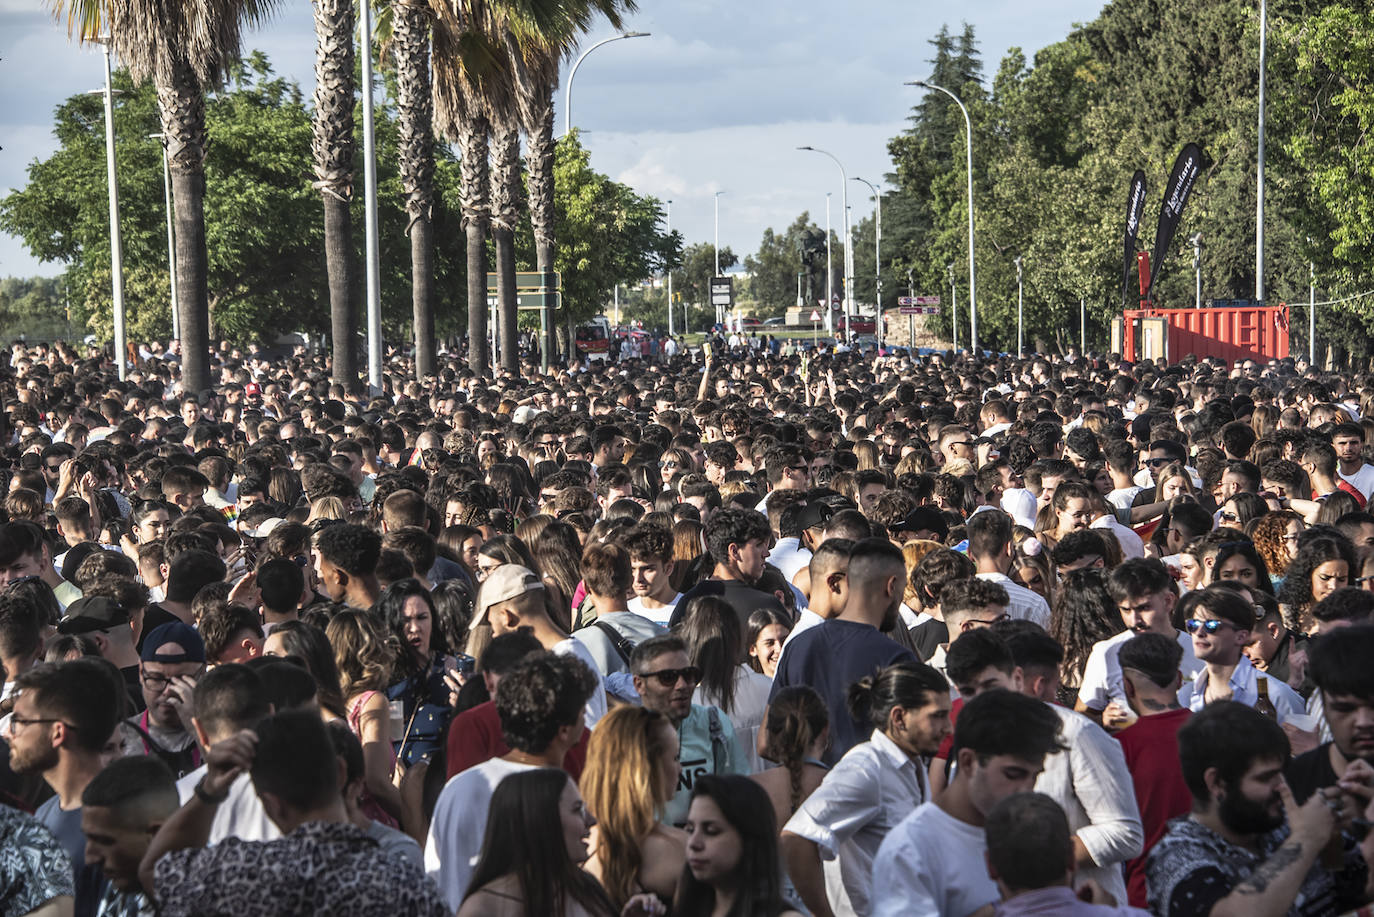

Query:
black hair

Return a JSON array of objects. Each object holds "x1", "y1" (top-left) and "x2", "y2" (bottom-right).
[
  {"x1": 1117, "y1": 632, "x2": 1184, "y2": 689},
  {"x1": 1106, "y1": 557, "x2": 1174, "y2": 603},
  {"x1": 1177, "y1": 701, "x2": 1288, "y2": 801},
  {"x1": 315, "y1": 523, "x2": 382, "y2": 577},
  {"x1": 761, "y1": 686, "x2": 829, "y2": 815},
  {"x1": 985, "y1": 792, "x2": 1072, "y2": 892},
  {"x1": 265, "y1": 620, "x2": 347, "y2": 719},
  {"x1": 950, "y1": 688, "x2": 1064, "y2": 761},
  {"x1": 946, "y1": 627, "x2": 1017, "y2": 687},
  {"x1": 1211, "y1": 540, "x2": 1274, "y2": 596},
  {"x1": 966, "y1": 509, "x2": 1014, "y2": 561},
  {"x1": 495, "y1": 652, "x2": 598, "y2": 753},
  {"x1": 81, "y1": 754, "x2": 179, "y2": 824},
  {"x1": 479, "y1": 630, "x2": 545, "y2": 676},
  {"x1": 1050, "y1": 530, "x2": 1108, "y2": 567},
  {"x1": 375, "y1": 578, "x2": 448, "y2": 682},
  {"x1": 703, "y1": 506, "x2": 771, "y2": 568},
  {"x1": 846, "y1": 661, "x2": 949, "y2": 731},
  {"x1": 14, "y1": 657, "x2": 123, "y2": 753},
  {"x1": 256, "y1": 558, "x2": 305, "y2": 615},
  {"x1": 165, "y1": 549, "x2": 228, "y2": 603},
  {"x1": 250, "y1": 709, "x2": 340, "y2": 811},
  {"x1": 1311, "y1": 586, "x2": 1374, "y2": 625},
  {"x1": 629, "y1": 634, "x2": 687, "y2": 673},
  {"x1": 191, "y1": 663, "x2": 270, "y2": 739},
  {"x1": 678, "y1": 595, "x2": 742, "y2": 715},
  {"x1": 992, "y1": 619, "x2": 1064, "y2": 674},
  {"x1": 244, "y1": 657, "x2": 319, "y2": 711},
  {"x1": 674, "y1": 776, "x2": 791, "y2": 917}
]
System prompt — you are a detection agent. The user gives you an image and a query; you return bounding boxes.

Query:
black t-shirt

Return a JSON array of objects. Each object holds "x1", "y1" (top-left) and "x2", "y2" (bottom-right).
[
  {"x1": 1286, "y1": 743, "x2": 1339, "y2": 804},
  {"x1": 911, "y1": 618, "x2": 948, "y2": 662},
  {"x1": 670, "y1": 578, "x2": 787, "y2": 636},
  {"x1": 120, "y1": 664, "x2": 147, "y2": 715}
]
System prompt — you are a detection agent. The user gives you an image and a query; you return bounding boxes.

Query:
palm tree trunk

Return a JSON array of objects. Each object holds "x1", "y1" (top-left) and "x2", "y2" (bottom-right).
[
  {"x1": 394, "y1": 0, "x2": 436, "y2": 378},
  {"x1": 491, "y1": 118, "x2": 520, "y2": 374},
  {"x1": 157, "y1": 61, "x2": 211, "y2": 393},
  {"x1": 458, "y1": 114, "x2": 491, "y2": 373},
  {"x1": 526, "y1": 85, "x2": 556, "y2": 364},
  {"x1": 312, "y1": 0, "x2": 358, "y2": 389}
]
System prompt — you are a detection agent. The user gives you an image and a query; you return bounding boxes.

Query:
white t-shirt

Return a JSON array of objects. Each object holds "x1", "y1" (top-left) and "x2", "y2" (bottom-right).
[
  {"x1": 1078, "y1": 629, "x2": 1204, "y2": 713},
  {"x1": 628, "y1": 593, "x2": 682, "y2": 626},
  {"x1": 1340, "y1": 464, "x2": 1374, "y2": 500},
  {"x1": 870, "y1": 802, "x2": 997, "y2": 917},
  {"x1": 424, "y1": 758, "x2": 539, "y2": 911},
  {"x1": 175, "y1": 767, "x2": 280, "y2": 844},
  {"x1": 552, "y1": 636, "x2": 608, "y2": 728}
]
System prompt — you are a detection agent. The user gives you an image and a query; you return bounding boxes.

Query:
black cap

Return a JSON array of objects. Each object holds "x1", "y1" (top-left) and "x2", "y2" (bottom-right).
[
  {"x1": 60, "y1": 541, "x2": 103, "y2": 584},
  {"x1": 891, "y1": 506, "x2": 949, "y2": 541},
  {"x1": 57, "y1": 596, "x2": 130, "y2": 635}
]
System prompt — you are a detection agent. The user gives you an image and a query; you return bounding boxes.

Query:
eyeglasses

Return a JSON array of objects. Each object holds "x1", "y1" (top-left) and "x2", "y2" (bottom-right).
[
  {"x1": 44, "y1": 463, "x2": 64, "y2": 473},
  {"x1": 636, "y1": 665, "x2": 702, "y2": 688},
  {"x1": 475, "y1": 561, "x2": 502, "y2": 580},
  {"x1": 7, "y1": 715, "x2": 61, "y2": 731},
  {"x1": 1184, "y1": 618, "x2": 1238, "y2": 634},
  {"x1": 1146, "y1": 457, "x2": 1172, "y2": 467},
  {"x1": 140, "y1": 671, "x2": 184, "y2": 691},
  {"x1": 1219, "y1": 511, "x2": 1239, "y2": 522}
]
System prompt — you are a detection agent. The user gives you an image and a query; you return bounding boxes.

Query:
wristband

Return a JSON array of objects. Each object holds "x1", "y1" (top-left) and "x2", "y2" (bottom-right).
[{"x1": 194, "y1": 778, "x2": 229, "y2": 805}]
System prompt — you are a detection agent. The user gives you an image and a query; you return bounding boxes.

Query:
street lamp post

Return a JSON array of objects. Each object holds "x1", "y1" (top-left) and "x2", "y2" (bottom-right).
[
  {"x1": 907, "y1": 80, "x2": 977, "y2": 353},
  {"x1": 948, "y1": 263, "x2": 958, "y2": 351},
  {"x1": 1257, "y1": 0, "x2": 1267, "y2": 304},
  {"x1": 713, "y1": 191, "x2": 725, "y2": 325},
  {"x1": 96, "y1": 39, "x2": 126, "y2": 380},
  {"x1": 798, "y1": 146, "x2": 853, "y2": 342},
  {"x1": 854, "y1": 177, "x2": 882, "y2": 318},
  {"x1": 1014, "y1": 255, "x2": 1024, "y2": 357},
  {"x1": 564, "y1": 32, "x2": 650, "y2": 137},
  {"x1": 1191, "y1": 233, "x2": 1204, "y2": 309},
  {"x1": 149, "y1": 132, "x2": 180, "y2": 343},
  {"x1": 360, "y1": 0, "x2": 383, "y2": 392}
]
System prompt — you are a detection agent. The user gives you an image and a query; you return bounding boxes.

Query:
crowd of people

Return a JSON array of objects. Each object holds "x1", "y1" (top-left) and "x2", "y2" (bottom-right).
[{"x1": 4, "y1": 336, "x2": 1374, "y2": 916}]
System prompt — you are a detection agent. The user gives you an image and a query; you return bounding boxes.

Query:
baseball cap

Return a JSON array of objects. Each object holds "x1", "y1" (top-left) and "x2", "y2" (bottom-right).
[
  {"x1": 245, "y1": 382, "x2": 262, "y2": 397},
  {"x1": 796, "y1": 502, "x2": 834, "y2": 532},
  {"x1": 60, "y1": 541, "x2": 103, "y2": 584},
  {"x1": 472, "y1": 565, "x2": 544, "y2": 626},
  {"x1": 57, "y1": 596, "x2": 131, "y2": 635},
  {"x1": 140, "y1": 621, "x2": 207, "y2": 664},
  {"x1": 890, "y1": 506, "x2": 949, "y2": 541}
]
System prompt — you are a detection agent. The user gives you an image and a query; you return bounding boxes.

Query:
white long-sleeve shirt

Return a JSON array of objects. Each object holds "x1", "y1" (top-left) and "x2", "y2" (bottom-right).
[{"x1": 782, "y1": 729, "x2": 928, "y2": 916}]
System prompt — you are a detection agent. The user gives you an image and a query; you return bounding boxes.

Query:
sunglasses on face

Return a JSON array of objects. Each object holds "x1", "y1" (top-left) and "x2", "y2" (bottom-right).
[
  {"x1": 1220, "y1": 511, "x2": 1239, "y2": 522},
  {"x1": 637, "y1": 665, "x2": 702, "y2": 688},
  {"x1": 1184, "y1": 618, "x2": 1237, "y2": 634},
  {"x1": 1147, "y1": 457, "x2": 1171, "y2": 467}
]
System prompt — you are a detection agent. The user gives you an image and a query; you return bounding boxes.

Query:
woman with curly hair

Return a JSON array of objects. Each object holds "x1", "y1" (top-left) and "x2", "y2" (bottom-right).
[
  {"x1": 327, "y1": 608, "x2": 402, "y2": 826},
  {"x1": 581, "y1": 706, "x2": 685, "y2": 911},
  {"x1": 1050, "y1": 569, "x2": 1125, "y2": 707},
  {"x1": 1251, "y1": 510, "x2": 1304, "y2": 587},
  {"x1": 1278, "y1": 535, "x2": 1357, "y2": 633},
  {"x1": 378, "y1": 578, "x2": 456, "y2": 768}
]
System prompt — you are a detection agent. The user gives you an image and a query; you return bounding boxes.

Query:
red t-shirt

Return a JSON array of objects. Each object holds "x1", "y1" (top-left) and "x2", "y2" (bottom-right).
[
  {"x1": 1115, "y1": 707, "x2": 1194, "y2": 908},
  {"x1": 445, "y1": 700, "x2": 589, "y2": 781}
]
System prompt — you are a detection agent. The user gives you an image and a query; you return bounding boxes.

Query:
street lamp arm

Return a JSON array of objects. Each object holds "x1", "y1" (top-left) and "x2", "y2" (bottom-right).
[{"x1": 564, "y1": 32, "x2": 650, "y2": 137}]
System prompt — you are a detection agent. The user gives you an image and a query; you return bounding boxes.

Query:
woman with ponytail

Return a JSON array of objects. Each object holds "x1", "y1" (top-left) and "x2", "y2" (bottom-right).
[
  {"x1": 750, "y1": 686, "x2": 830, "y2": 834},
  {"x1": 778, "y1": 661, "x2": 952, "y2": 917}
]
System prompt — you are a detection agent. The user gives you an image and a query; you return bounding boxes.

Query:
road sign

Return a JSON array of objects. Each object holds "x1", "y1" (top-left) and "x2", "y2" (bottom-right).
[
  {"x1": 898, "y1": 295, "x2": 941, "y2": 306},
  {"x1": 899, "y1": 305, "x2": 941, "y2": 315},
  {"x1": 809, "y1": 309, "x2": 821, "y2": 322},
  {"x1": 486, "y1": 271, "x2": 560, "y2": 292},
  {"x1": 711, "y1": 276, "x2": 734, "y2": 307},
  {"x1": 487, "y1": 292, "x2": 561, "y2": 311}
]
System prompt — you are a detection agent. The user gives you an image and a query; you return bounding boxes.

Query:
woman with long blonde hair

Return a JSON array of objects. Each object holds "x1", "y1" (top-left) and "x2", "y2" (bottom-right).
[{"x1": 581, "y1": 705, "x2": 685, "y2": 910}]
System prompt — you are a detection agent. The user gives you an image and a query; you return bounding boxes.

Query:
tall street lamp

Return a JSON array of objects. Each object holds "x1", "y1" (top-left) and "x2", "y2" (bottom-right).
[
  {"x1": 1013, "y1": 255, "x2": 1024, "y2": 357},
  {"x1": 798, "y1": 146, "x2": 853, "y2": 342},
  {"x1": 825, "y1": 193, "x2": 833, "y2": 334},
  {"x1": 360, "y1": 0, "x2": 383, "y2": 392},
  {"x1": 149, "y1": 133, "x2": 179, "y2": 343},
  {"x1": 1190, "y1": 233, "x2": 1204, "y2": 310},
  {"x1": 713, "y1": 191, "x2": 725, "y2": 326},
  {"x1": 94, "y1": 38, "x2": 126, "y2": 380},
  {"x1": 948, "y1": 262, "x2": 959, "y2": 351},
  {"x1": 853, "y1": 177, "x2": 882, "y2": 315},
  {"x1": 666, "y1": 199, "x2": 674, "y2": 336},
  {"x1": 564, "y1": 32, "x2": 650, "y2": 137},
  {"x1": 907, "y1": 80, "x2": 977, "y2": 353}
]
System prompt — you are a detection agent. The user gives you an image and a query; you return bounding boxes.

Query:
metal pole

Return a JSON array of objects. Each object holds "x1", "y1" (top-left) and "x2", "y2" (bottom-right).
[
  {"x1": 798, "y1": 146, "x2": 852, "y2": 341},
  {"x1": 1014, "y1": 255, "x2": 1024, "y2": 357},
  {"x1": 854, "y1": 177, "x2": 881, "y2": 317},
  {"x1": 1081, "y1": 298, "x2": 1086, "y2": 353},
  {"x1": 907, "y1": 81, "x2": 977, "y2": 353},
  {"x1": 361, "y1": 0, "x2": 383, "y2": 391},
  {"x1": 907, "y1": 268, "x2": 915, "y2": 348},
  {"x1": 825, "y1": 194, "x2": 833, "y2": 334},
  {"x1": 150, "y1": 133, "x2": 179, "y2": 344},
  {"x1": 666, "y1": 199, "x2": 673, "y2": 336},
  {"x1": 1191, "y1": 233, "x2": 1203, "y2": 310},
  {"x1": 563, "y1": 32, "x2": 650, "y2": 137},
  {"x1": 1310, "y1": 258, "x2": 1316, "y2": 366},
  {"x1": 613, "y1": 283, "x2": 620, "y2": 326},
  {"x1": 100, "y1": 41, "x2": 126, "y2": 380},
  {"x1": 1256, "y1": 0, "x2": 1267, "y2": 304},
  {"x1": 714, "y1": 191, "x2": 724, "y2": 277},
  {"x1": 948, "y1": 263, "x2": 958, "y2": 351}
]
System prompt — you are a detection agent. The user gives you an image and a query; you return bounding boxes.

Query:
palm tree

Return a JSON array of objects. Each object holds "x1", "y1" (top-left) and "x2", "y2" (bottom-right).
[
  {"x1": 312, "y1": 0, "x2": 358, "y2": 388},
  {"x1": 489, "y1": 118, "x2": 521, "y2": 373},
  {"x1": 390, "y1": 0, "x2": 438, "y2": 378},
  {"x1": 49, "y1": 0, "x2": 279, "y2": 393},
  {"x1": 432, "y1": 1, "x2": 510, "y2": 375},
  {"x1": 500, "y1": 0, "x2": 634, "y2": 362}
]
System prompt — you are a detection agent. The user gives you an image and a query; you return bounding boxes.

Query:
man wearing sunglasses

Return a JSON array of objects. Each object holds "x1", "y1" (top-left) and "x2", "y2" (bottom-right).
[
  {"x1": 630, "y1": 635, "x2": 747, "y2": 827},
  {"x1": 1176, "y1": 585, "x2": 1303, "y2": 724}
]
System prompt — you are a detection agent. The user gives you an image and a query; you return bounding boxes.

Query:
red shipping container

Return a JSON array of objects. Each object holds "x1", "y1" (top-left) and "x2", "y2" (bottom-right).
[{"x1": 1122, "y1": 304, "x2": 1289, "y2": 364}]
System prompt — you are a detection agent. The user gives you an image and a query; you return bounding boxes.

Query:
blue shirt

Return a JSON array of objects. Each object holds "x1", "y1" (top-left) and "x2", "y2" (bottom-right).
[{"x1": 770, "y1": 619, "x2": 915, "y2": 765}]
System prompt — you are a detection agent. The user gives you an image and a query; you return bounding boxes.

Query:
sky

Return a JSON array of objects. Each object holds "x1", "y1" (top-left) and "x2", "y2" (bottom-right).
[{"x1": 0, "y1": 0, "x2": 1108, "y2": 280}]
